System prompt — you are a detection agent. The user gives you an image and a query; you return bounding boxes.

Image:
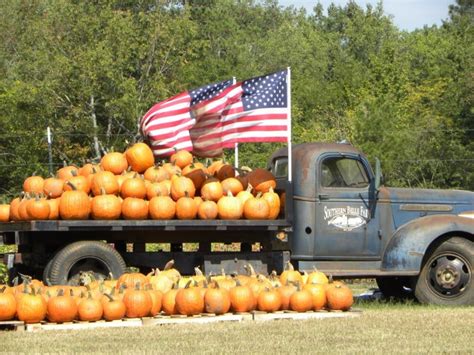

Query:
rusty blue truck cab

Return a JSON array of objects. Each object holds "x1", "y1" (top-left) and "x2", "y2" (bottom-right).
[{"x1": 269, "y1": 142, "x2": 474, "y2": 305}]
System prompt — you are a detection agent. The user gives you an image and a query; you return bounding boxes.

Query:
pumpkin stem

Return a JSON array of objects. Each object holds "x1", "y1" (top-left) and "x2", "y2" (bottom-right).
[
  {"x1": 104, "y1": 293, "x2": 114, "y2": 302},
  {"x1": 246, "y1": 264, "x2": 257, "y2": 277},
  {"x1": 164, "y1": 259, "x2": 175, "y2": 271},
  {"x1": 285, "y1": 261, "x2": 295, "y2": 271},
  {"x1": 65, "y1": 181, "x2": 77, "y2": 191},
  {"x1": 0, "y1": 286, "x2": 6, "y2": 293},
  {"x1": 194, "y1": 266, "x2": 203, "y2": 277},
  {"x1": 185, "y1": 280, "x2": 192, "y2": 289},
  {"x1": 135, "y1": 282, "x2": 141, "y2": 290},
  {"x1": 57, "y1": 289, "x2": 64, "y2": 297}
]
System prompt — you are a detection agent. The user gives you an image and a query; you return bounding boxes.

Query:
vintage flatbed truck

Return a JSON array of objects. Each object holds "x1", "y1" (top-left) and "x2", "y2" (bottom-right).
[{"x1": 1, "y1": 142, "x2": 473, "y2": 305}]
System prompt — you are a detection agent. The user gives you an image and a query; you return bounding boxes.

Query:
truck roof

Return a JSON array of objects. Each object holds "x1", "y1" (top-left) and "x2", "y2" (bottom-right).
[{"x1": 268, "y1": 141, "x2": 366, "y2": 167}]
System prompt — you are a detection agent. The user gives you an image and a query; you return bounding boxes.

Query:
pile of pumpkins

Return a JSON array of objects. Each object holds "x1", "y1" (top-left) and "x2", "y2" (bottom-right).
[
  {"x1": 0, "y1": 261, "x2": 353, "y2": 323},
  {"x1": 0, "y1": 142, "x2": 283, "y2": 222}
]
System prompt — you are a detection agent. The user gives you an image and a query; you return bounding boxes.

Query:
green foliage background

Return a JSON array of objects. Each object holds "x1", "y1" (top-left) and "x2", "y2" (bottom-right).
[{"x1": 0, "y1": 0, "x2": 472, "y2": 198}]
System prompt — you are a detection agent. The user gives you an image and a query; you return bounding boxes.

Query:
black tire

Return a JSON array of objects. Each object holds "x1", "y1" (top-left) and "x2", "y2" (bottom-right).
[
  {"x1": 42, "y1": 257, "x2": 54, "y2": 285},
  {"x1": 48, "y1": 241, "x2": 126, "y2": 286},
  {"x1": 414, "y1": 237, "x2": 473, "y2": 305},
  {"x1": 376, "y1": 276, "x2": 414, "y2": 299}
]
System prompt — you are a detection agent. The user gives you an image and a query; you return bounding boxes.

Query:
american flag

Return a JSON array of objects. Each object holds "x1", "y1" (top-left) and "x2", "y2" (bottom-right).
[
  {"x1": 140, "y1": 79, "x2": 236, "y2": 157},
  {"x1": 141, "y1": 69, "x2": 289, "y2": 157},
  {"x1": 190, "y1": 69, "x2": 288, "y2": 156}
]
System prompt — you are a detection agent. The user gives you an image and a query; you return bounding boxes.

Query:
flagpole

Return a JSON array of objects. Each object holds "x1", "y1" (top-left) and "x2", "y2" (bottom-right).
[
  {"x1": 232, "y1": 76, "x2": 239, "y2": 169},
  {"x1": 287, "y1": 67, "x2": 292, "y2": 182}
]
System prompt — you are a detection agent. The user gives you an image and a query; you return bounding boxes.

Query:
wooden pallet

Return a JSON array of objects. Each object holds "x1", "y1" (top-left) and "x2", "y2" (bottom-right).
[
  {"x1": 251, "y1": 309, "x2": 361, "y2": 321},
  {"x1": 1, "y1": 309, "x2": 361, "y2": 332}
]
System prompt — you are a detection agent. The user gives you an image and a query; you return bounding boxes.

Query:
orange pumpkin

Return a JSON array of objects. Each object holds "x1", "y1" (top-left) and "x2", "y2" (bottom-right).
[
  {"x1": 149, "y1": 195, "x2": 176, "y2": 220},
  {"x1": 289, "y1": 285, "x2": 313, "y2": 312},
  {"x1": 144, "y1": 166, "x2": 169, "y2": 182},
  {"x1": 26, "y1": 196, "x2": 50, "y2": 220},
  {"x1": 243, "y1": 193, "x2": 270, "y2": 220},
  {"x1": 78, "y1": 293, "x2": 103, "y2": 321},
  {"x1": 102, "y1": 293, "x2": 126, "y2": 321},
  {"x1": 175, "y1": 282, "x2": 204, "y2": 316},
  {"x1": 257, "y1": 288, "x2": 282, "y2": 313},
  {"x1": 162, "y1": 286, "x2": 179, "y2": 315},
  {"x1": 170, "y1": 149, "x2": 193, "y2": 169},
  {"x1": 46, "y1": 198, "x2": 60, "y2": 220},
  {"x1": 101, "y1": 152, "x2": 128, "y2": 175},
  {"x1": 229, "y1": 281, "x2": 254, "y2": 313},
  {"x1": 217, "y1": 191, "x2": 243, "y2": 220},
  {"x1": 120, "y1": 175, "x2": 147, "y2": 199},
  {"x1": 204, "y1": 285, "x2": 231, "y2": 315},
  {"x1": 91, "y1": 171, "x2": 119, "y2": 196},
  {"x1": 0, "y1": 204, "x2": 10, "y2": 223},
  {"x1": 325, "y1": 283, "x2": 353, "y2": 311},
  {"x1": 43, "y1": 177, "x2": 64, "y2": 198},
  {"x1": 23, "y1": 176, "x2": 45, "y2": 194},
  {"x1": 121, "y1": 197, "x2": 148, "y2": 220},
  {"x1": 0, "y1": 286, "x2": 16, "y2": 320},
  {"x1": 176, "y1": 193, "x2": 198, "y2": 220},
  {"x1": 263, "y1": 187, "x2": 280, "y2": 220},
  {"x1": 304, "y1": 283, "x2": 327, "y2": 311},
  {"x1": 59, "y1": 184, "x2": 90, "y2": 220},
  {"x1": 123, "y1": 283, "x2": 153, "y2": 318},
  {"x1": 277, "y1": 282, "x2": 297, "y2": 310},
  {"x1": 125, "y1": 143, "x2": 155, "y2": 173},
  {"x1": 221, "y1": 178, "x2": 244, "y2": 196},
  {"x1": 57, "y1": 165, "x2": 79, "y2": 181},
  {"x1": 170, "y1": 176, "x2": 195, "y2": 201},
  {"x1": 116, "y1": 272, "x2": 148, "y2": 290},
  {"x1": 91, "y1": 190, "x2": 122, "y2": 220},
  {"x1": 198, "y1": 200, "x2": 218, "y2": 220},
  {"x1": 47, "y1": 289, "x2": 78, "y2": 323},
  {"x1": 16, "y1": 289, "x2": 47, "y2": 323},
  {"x1": 64, "y1": 171, "x2": 91, "y2": 195},
  {"x1": 9, "y1": 196, "x2": 22, "y2": 221},
  {"x1": 200, "y1": 177, "x2": 223, "y2": 202}
]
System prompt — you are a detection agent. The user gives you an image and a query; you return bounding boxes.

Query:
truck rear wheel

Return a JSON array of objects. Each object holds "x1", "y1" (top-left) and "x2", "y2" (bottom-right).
[
  {"x1": 48, "y1": 241, "x2": 126, "y2": 286},
  {"x1": 414, "y1": 237, "x2": 473, "y2": 305}
]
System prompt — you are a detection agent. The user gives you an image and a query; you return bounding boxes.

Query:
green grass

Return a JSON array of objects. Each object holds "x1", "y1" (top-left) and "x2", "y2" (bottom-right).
[{"x1": 1, "y1": 303, "x2": 473, "y2": 353}]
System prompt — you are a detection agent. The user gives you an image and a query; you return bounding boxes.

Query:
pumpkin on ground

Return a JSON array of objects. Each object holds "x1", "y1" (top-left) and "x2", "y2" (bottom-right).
[
  {"x1": 280, "y1": 261, "x2": 303, "y2": 286},
  {"x1": 257, "y1": 288, "x2": 282, "y2": 313},
  {"x1": 0, "y1": 204, "x2": 9, "y2": 223},
  {"x1": 16, "y1": 289, "x2": 47, "y2": 324},
  {"x1": 175, "y1": 282, "x2": 204, "y2": 316},
  {"x1": 102, "y1": 294, "x2": 126, "y2": 321},
  {"x1": 123, "y1": 283, "x2": 152, "y2": 318},
  {"x1": 0, "y1": 286, "x2": 16, "y2": 320},
  {"x1": 77, "y1": 293, "x2": 104, "y2": 321},
  {"x1": 204, "y1": 284, "x2": 231, "y2": 315},
  {"x1": 325, "y1": 283, "x2": 353, "y2": 311},
  {"x1": 46, "y1": 291, "x2": 78, "y2": 322},
  {"x1": 229, "y1": 281, "x2": 254, "y2": 313}
]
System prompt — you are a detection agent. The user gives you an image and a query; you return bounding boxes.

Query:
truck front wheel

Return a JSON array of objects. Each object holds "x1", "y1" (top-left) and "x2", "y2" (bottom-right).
[
  {"x1": 48, "y1": 241, "x2": 126, "y2": 286},
  {"x1": 414, "y1": 237, "x2": 473, "y2": 305}
]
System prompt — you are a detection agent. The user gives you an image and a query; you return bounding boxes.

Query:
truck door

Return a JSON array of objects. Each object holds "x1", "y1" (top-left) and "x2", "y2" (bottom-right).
[{"x1": 314, "y1": 154, "x2": 380, "y2": 258}]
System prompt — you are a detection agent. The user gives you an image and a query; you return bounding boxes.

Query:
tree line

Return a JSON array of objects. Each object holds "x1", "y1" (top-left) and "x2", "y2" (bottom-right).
[{"x1": 0, "y1": 0, "x2": 472, "y2": 198}]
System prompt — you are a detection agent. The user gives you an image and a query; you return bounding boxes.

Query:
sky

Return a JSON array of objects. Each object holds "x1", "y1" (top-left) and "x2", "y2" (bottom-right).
[{"x1": 278, "y1": 0, "x2": 455, "y2": 31}]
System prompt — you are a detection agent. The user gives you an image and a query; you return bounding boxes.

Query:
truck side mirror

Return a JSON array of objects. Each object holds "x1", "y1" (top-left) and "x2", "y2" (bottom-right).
[{"x1": 375, "y1": 157, "x2": 382, "y2": 190}]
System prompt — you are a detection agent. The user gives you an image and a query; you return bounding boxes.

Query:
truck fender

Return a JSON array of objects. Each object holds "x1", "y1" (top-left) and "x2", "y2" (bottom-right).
[{"x1": 381, "y1": 215, "x2": 474, "y2": 273}]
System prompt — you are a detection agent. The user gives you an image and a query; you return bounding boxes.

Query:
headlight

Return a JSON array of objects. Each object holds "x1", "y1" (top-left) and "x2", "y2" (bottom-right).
[{"x1": 459, "y1": 211, "x2": 474, "y2": 219}]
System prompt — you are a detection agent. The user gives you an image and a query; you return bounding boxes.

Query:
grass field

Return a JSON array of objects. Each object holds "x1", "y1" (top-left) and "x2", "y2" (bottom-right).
[{"x1": 2, "y1": 298, "x2": 473, "y2": 353}]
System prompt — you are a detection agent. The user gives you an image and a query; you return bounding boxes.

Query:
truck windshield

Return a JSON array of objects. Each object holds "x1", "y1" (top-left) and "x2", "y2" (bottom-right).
[{"x1": 321, "y1": 157, "x2": 369, "y2": 188}]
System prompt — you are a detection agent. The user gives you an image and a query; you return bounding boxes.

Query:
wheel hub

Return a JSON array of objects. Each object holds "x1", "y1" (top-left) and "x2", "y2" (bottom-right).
[{"x1": 429, "y1": 254, "x2": 470, "y2": 296}]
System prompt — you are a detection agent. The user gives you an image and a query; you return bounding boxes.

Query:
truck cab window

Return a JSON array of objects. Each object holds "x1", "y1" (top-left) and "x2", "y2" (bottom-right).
[
  {"x1": 272, "y1": 157, "x2": 288, "y2": 178},
  {"x1": 321, "y1": 157, "x2": 369, "y2": 188}
]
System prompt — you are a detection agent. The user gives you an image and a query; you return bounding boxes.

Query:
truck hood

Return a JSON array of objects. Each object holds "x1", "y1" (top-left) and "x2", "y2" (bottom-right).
[
  {"x1": 380, "y1": 187, "x2": 474, "y2": 229},
  {"x1": 383, "y1": 187, "x2": 474, "y2": 206}
]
